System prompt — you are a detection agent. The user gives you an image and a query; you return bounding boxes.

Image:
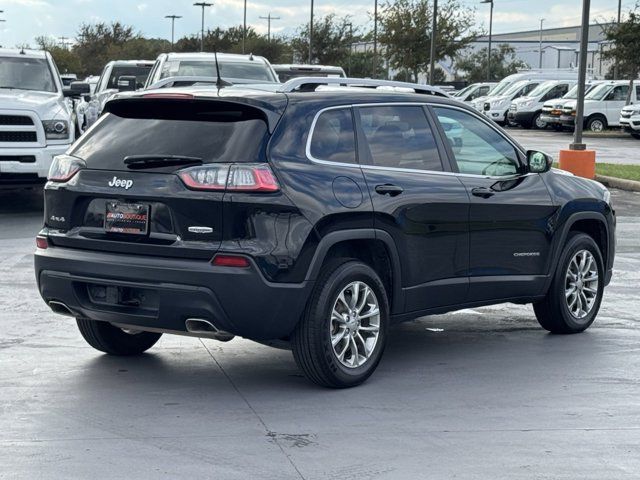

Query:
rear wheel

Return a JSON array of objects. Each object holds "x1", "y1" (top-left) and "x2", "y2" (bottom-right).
[
  {"x1": 76, "y1": 318, "x2": 162, "y2": 355},
  {"x1": 631, "y1": 132, "x2": 640, "y2": 140},
  {"x1": 534, "y1": 232, "x2": 604, "y2": 334},
  {"x1": 291, "y1": 259, "x2": 389, "y2": 388},
  {"x1": 533, "y1": 112, "x2": 546, "y2": 129}
]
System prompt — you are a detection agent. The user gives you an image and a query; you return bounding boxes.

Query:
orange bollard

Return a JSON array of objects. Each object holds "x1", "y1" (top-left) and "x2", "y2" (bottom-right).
[{"x1": 558, "y1": 149, "x2": 596, "y2": 180}]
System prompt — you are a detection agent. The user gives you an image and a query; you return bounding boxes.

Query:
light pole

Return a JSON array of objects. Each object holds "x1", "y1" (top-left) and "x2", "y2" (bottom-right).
[
  {"x1": 373, "y1": 0, "x2": 378, "y2": 78},
  {"x1": 429, "y1": 0, "x2": 438, "y2": 85},
  {"x1": 571, "y1": 0, "x2": 591, "y2": 150},
  {"x1": 538, "y1": 18, "x2": 545, "y2": 68},
  {"x1": 309, "y1": 0, "x2": 314, "y2": 63},
  {"x1": 165, "y1": 15, "x2": 182, "y2": 49},
  {"x1": 259, "y1": 13, "x2": 280, "y2": 43},
  {"x1": 194, "y1": 2, "x2": 213, "y2": 52},
  {"x1": 346, "y1": 22, "x2": 353, "y2": 77},
  {"x1": 481, "y1": 0, "x2": 494, "y2": 81},
  {"x1": 243, "y1": 0, "x2": 247, "y2": 54},
  {"x1": 614, "y1": 0, "x2": 622, "y2": 79}
]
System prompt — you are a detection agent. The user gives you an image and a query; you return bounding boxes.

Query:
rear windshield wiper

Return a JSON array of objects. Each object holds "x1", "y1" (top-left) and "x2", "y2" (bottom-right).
[{"x1": 124, "y1": 155, "x2": 203, "y2": 170}]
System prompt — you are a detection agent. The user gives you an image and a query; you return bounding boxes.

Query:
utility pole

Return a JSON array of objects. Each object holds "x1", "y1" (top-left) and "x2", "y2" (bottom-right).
[
  {"x1": 614, "y1": 0, "x2": 622, "y2": 79},
  {"x1": 538, "y1": 18, "x2": 545, "y2": 68},
  {"x1": 429, "y1": 0, "x2": 438, "y2": 85},
  {"x1": 259, "y1": 13, "x2": 280, "y2": 43},
  {"x1": 242, "y1": 0, "x2": 247, "y2": 54},
  {"x1": 194, "y1": 2, "x2": 213, "y2": 52},
  {"x1": 309, "y1": 0, "x2": 314, "y2": 63},
  {"x1": 373, "y1": 0, "x2": 378, "y2": 78},
  {"x1": 346, "y1": 22, "x2": 353, "y2": 77},
  {"x1": 165, "y1": 15, "x2": 182, "y2": 49},
  {"x1": 58, "y1": 36, "x2": 71, "y2": 49},
  {"x1": 481, "y1": 0, "x2": 494, "y2": 81}
]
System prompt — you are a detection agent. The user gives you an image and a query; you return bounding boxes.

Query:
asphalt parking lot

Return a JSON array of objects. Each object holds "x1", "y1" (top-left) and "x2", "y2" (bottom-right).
[
  {"x1": 1, "y1": 187, "x2": 639, "y2": 479},
  {"x1": 509, "y1": 128, "x2": 640, "y2": 165}
]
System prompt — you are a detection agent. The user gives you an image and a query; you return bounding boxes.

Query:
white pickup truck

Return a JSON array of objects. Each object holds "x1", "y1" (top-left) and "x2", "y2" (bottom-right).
[{"x1": 0, "y1": 49, "x2": 82, "y2": 188}]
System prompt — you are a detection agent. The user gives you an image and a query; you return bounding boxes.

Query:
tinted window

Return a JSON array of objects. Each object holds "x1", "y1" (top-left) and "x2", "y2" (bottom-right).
[
  {"x1": 106, "y1": 66, "x2": 152, "y2": 89},
  {"x1": 358, "y1": 106, "x2": 442, "y2": 171},
  {"x1": 434, "y1": 107, "x2": 520, "y2": 177},
  {"x1": 606, "y1": 85, "x2": 629, "y2": 101},
  {"x1": 309, "y1": 108, "x2": 356, "y2": 163},
  {"x1": 70, "y1": 100, "x2": 268, "y2": 170}
]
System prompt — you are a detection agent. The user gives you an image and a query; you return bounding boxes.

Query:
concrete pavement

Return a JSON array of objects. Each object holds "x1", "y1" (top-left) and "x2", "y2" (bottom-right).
[{"x1": 1, "y1": 188, "x2": 639, "y2": 479}]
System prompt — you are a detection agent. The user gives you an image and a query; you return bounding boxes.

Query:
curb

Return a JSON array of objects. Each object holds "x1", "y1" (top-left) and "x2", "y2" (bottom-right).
[{"x1": 595, "y1": 174, "x2": 640, "y2": 192}]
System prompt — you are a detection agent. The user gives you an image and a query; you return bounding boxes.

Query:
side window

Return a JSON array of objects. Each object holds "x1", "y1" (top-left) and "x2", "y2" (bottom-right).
[
  {"x1": 636, "y1": 85, "x2": 640, "y2": 100},
  {"x1": 357, "y1": 105, "x2": 443, "y2": 171},
  {"x1": 309, "y1": 108, "x2": 356, "y2": 164},
  {"x1": 434, "y1": 107, "x2": 520, "y2": 177},
  {"x1": 606, "y1": 85, "x2": 629, "y2": 101}
]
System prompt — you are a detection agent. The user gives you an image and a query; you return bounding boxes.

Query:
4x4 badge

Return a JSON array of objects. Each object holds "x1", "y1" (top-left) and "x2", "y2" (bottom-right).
[{"x1": 108, "y1": 176, "x2": 133, "y2": 190}]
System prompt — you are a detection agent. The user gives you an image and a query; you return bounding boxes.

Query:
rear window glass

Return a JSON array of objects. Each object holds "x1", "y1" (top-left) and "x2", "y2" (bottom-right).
[
  {"x1": 160, "y1": 60, "x2": 276, "y2": 83},
  {"x1": 106, "y1": 66, "x2": 152, "y2": 90},
  {"x1": 70, "y1": 100, "x2": 269, "y2": 169},
  {"x1": 309, "y1": 108, "x2": 356, "y2": 164}
]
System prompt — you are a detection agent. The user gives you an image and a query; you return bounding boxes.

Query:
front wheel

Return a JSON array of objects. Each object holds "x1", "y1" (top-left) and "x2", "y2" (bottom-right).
[
  {"x1": 534, "y1": 232, "x2": 604, "y2": 334},
  {"x1": 586, "y1": 116, "x2": 607, "y2": 133},
  {"x1": 291, "y1": 259, "x2": 389, "y2": 388},
  {"x1": 631, "y1": 132, "x2": 640, "y2": 140},
  {"x1": 76, "y1": 318, "x2": 162, "y2": 355},
  {"x1": 533, "y1": 112, "x2": 546, "y2": 130}
]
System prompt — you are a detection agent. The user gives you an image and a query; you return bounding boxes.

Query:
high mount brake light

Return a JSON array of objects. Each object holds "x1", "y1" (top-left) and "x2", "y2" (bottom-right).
[
  {"x1": 48, "y1": 155, "x2": 86, "y2": 182},
  {"x1": 142, "y1": 93, "x2": 194, "y2": 99},
  {"x1": 178, "y1": 163, "x2": 279, "y2": 192}
]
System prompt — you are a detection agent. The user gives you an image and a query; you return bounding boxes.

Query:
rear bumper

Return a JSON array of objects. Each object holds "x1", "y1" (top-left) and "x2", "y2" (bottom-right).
[
  {"x1": 35, "y1": 245, "x2": 312, "y2": 340},
  {"x1": 0, "y1": 144, "x2": 70, "y2": 185}
]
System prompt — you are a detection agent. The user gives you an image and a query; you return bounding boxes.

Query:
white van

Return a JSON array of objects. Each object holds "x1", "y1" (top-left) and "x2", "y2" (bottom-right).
[
  {"x1": 539, "y1": 81, "x2": 604, "y2": 130},
  {"x1": 560, "y1": 80, "x2": 640, "y2": 132},
  {"x1": 508, "y1": 80, "x2": 576, "y2": 129},
  {"x1": 471, "y1": 69, "x2": 580, "y2": 115},
  {"x1": 0, "y1": 49, "x2": 78, "y2": 188},
  {"x1": 619, "y1": 101, "x2": 640, "y2": 139},
  {"x1": 480, "y1": 80, "x2": 542, "y2": 124},
  {"x1": 452, "y1": 82, "x2": 497, "y2": 103}
]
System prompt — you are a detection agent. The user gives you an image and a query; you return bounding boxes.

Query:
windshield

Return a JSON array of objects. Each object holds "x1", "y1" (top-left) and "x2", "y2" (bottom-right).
[
  {"x1": 503, "y1": 81, "x2": 529, "y2": 96},
  {"x1": 564, "y1": 85, "x2": 579, "y2": 99},
  {"x1": 487, "y1": 80, "x2": 513, "y2": 96},
  {"x1": 106, "y1": 66, "x2": 152, "y2": 90},
  {"x1": 276, "y1": 70, "x2": 345, "y2": 82},
  {"x1": 160, "y1": 60, "x2": 277, "y2": 83},
  {"x1": 528, "y1": 81, "x2": 556, "y2": 98},
  {"x1": 585, "y1": 84, "x2": 614, "y2": 101},
  {"x1": 453, "y1": 85, "x2": 474, "y2": 97},
  {"x1": 0, "y1": 56, "x2": 57, "y2": 93}
]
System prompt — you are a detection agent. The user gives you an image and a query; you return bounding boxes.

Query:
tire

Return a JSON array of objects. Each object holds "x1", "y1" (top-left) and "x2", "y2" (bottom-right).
[
  {"x1": 76, "y1": 318, "x2": 162, "y2": 355},
  {"x1": 291, "y1": 259, "x2": 389, "y2": 388},
  {"x1": 631, "y1": 132, "x2": 640, "y2": 140},
  {"x1": 585, "y1": 115, "x2": 607, "y2": 133},
  {"x1": 533, "y1": 112, "x2": 546, "y2": 130},
  {"x1": 534, "y1": 232, "x2": 604, "y2": 334}
]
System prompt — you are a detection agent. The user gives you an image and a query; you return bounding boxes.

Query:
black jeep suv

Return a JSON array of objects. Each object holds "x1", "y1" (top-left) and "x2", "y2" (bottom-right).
[{"x1": 35, "y1": 78, "x2": 615, "y2": 388}]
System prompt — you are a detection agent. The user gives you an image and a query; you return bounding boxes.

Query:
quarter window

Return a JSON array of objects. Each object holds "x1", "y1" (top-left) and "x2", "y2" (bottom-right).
[
  {"x1": 434, "y1": 107, "x2": 520, "y2": 177},
  {"x1": 309, "y1": 108, "x2": 357, "y2": 164},
  {"x1": 357, "y1": 105, "x2": 443, "y2": 171}
]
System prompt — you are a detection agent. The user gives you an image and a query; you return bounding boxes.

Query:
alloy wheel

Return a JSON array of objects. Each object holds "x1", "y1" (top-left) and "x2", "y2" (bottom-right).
[
  {"x1": 329, "y1": 281, "x2": 381, "y2": 368},
  {"x1": 565, "y1": 249, "x2": 599, "y2": 320}
]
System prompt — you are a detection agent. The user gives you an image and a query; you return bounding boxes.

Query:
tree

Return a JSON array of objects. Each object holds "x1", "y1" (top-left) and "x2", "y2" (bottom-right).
[
  {"x1": 601, "y1": 5, "x2": 640, "y2": 104},
  {"x1": 291, "y1": 14, "x2": 358, "y2": 66},
  {"x1": 378, "y1": 0, "x2": 479, "y2": 83},
  {"x1": 35, "y1": 36, "x2": 82, "y2": 74},
  {"x1": 348, "y1": 50, "x2": 386, "y2": 78},
  {"x1": 455, "y1": 44, "x2": 528, "y2": 83}
]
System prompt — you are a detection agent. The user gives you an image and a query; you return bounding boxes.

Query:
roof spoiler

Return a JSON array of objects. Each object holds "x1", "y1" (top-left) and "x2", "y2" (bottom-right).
[
  {"x1": 146, "y1": 76, "x2": 230, "y2": 90},
  {"x1": 278, "y1": 77, "x2": 449, "y2": 97}
]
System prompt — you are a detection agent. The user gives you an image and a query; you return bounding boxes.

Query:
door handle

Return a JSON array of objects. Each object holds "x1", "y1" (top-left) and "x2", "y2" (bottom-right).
[
  {"x1": 375, "y1": 184, "x2": 404, "y2": 197},
  {"x1": 471, "y1": 186, "x2": 495, "y2": 199}
]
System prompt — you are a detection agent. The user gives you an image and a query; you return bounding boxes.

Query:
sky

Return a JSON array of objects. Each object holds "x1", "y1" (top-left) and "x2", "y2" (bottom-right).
[{"x1": 0, "y1": 0, "x2": 636, "y2": 48}]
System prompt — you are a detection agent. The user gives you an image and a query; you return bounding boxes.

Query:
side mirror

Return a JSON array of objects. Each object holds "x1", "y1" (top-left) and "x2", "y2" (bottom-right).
[
  {"x1": 527, "y1": 150, "x2": 553, "y2": 174},
  {"x1": 64, "y1": 81, "x2": 91, "y2": 97},
  {"x1": 117, "y1": 76, "x2": 137, "y2": 92}
]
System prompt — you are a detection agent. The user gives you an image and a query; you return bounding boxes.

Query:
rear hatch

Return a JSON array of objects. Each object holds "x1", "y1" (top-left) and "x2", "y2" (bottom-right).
[{"x1": 44, "y1": 97, "x2": 274, "y2": 259}]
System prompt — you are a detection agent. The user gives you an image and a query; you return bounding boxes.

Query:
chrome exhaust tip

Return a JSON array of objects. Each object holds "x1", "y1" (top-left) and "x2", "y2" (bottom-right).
[
  {"x1": 185, "y1": 318, "x2": 234, "y2": 342},
  {"x1": 48, "y1": 300, "x2": 75, "y2": 317}
]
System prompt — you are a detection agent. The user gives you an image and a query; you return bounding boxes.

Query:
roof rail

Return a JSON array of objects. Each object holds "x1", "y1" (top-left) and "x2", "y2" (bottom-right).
[
  {"x1": 146, "y1": 76, "x2": 226, "y2": 90},
  {"x1": 278, "y1": 77, "x2": 449, "y2": 97}
]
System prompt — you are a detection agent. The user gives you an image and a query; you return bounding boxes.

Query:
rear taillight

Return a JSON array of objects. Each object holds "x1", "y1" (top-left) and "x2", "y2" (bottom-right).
[
  {"x1": 178, "y1": 163, "x2": 279, "y2": 192},
  {"x1": 36, "y1": 236, "x2": 48, "y2": 249},
  {"x1": 48, "y1": 155, "x2": 86, "y2": 182}
]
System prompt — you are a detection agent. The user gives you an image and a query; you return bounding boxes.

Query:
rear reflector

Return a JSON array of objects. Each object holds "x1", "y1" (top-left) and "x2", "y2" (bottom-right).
[
  {"x1": 178, "y1": 163, "x2": 279, "y2": 192},
  {"x1": 36, "y1": 236, "x2": 48, "y2": 249},
  {"x1": 212, "y1": 254, "x2": 250, "y2": 268}
]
